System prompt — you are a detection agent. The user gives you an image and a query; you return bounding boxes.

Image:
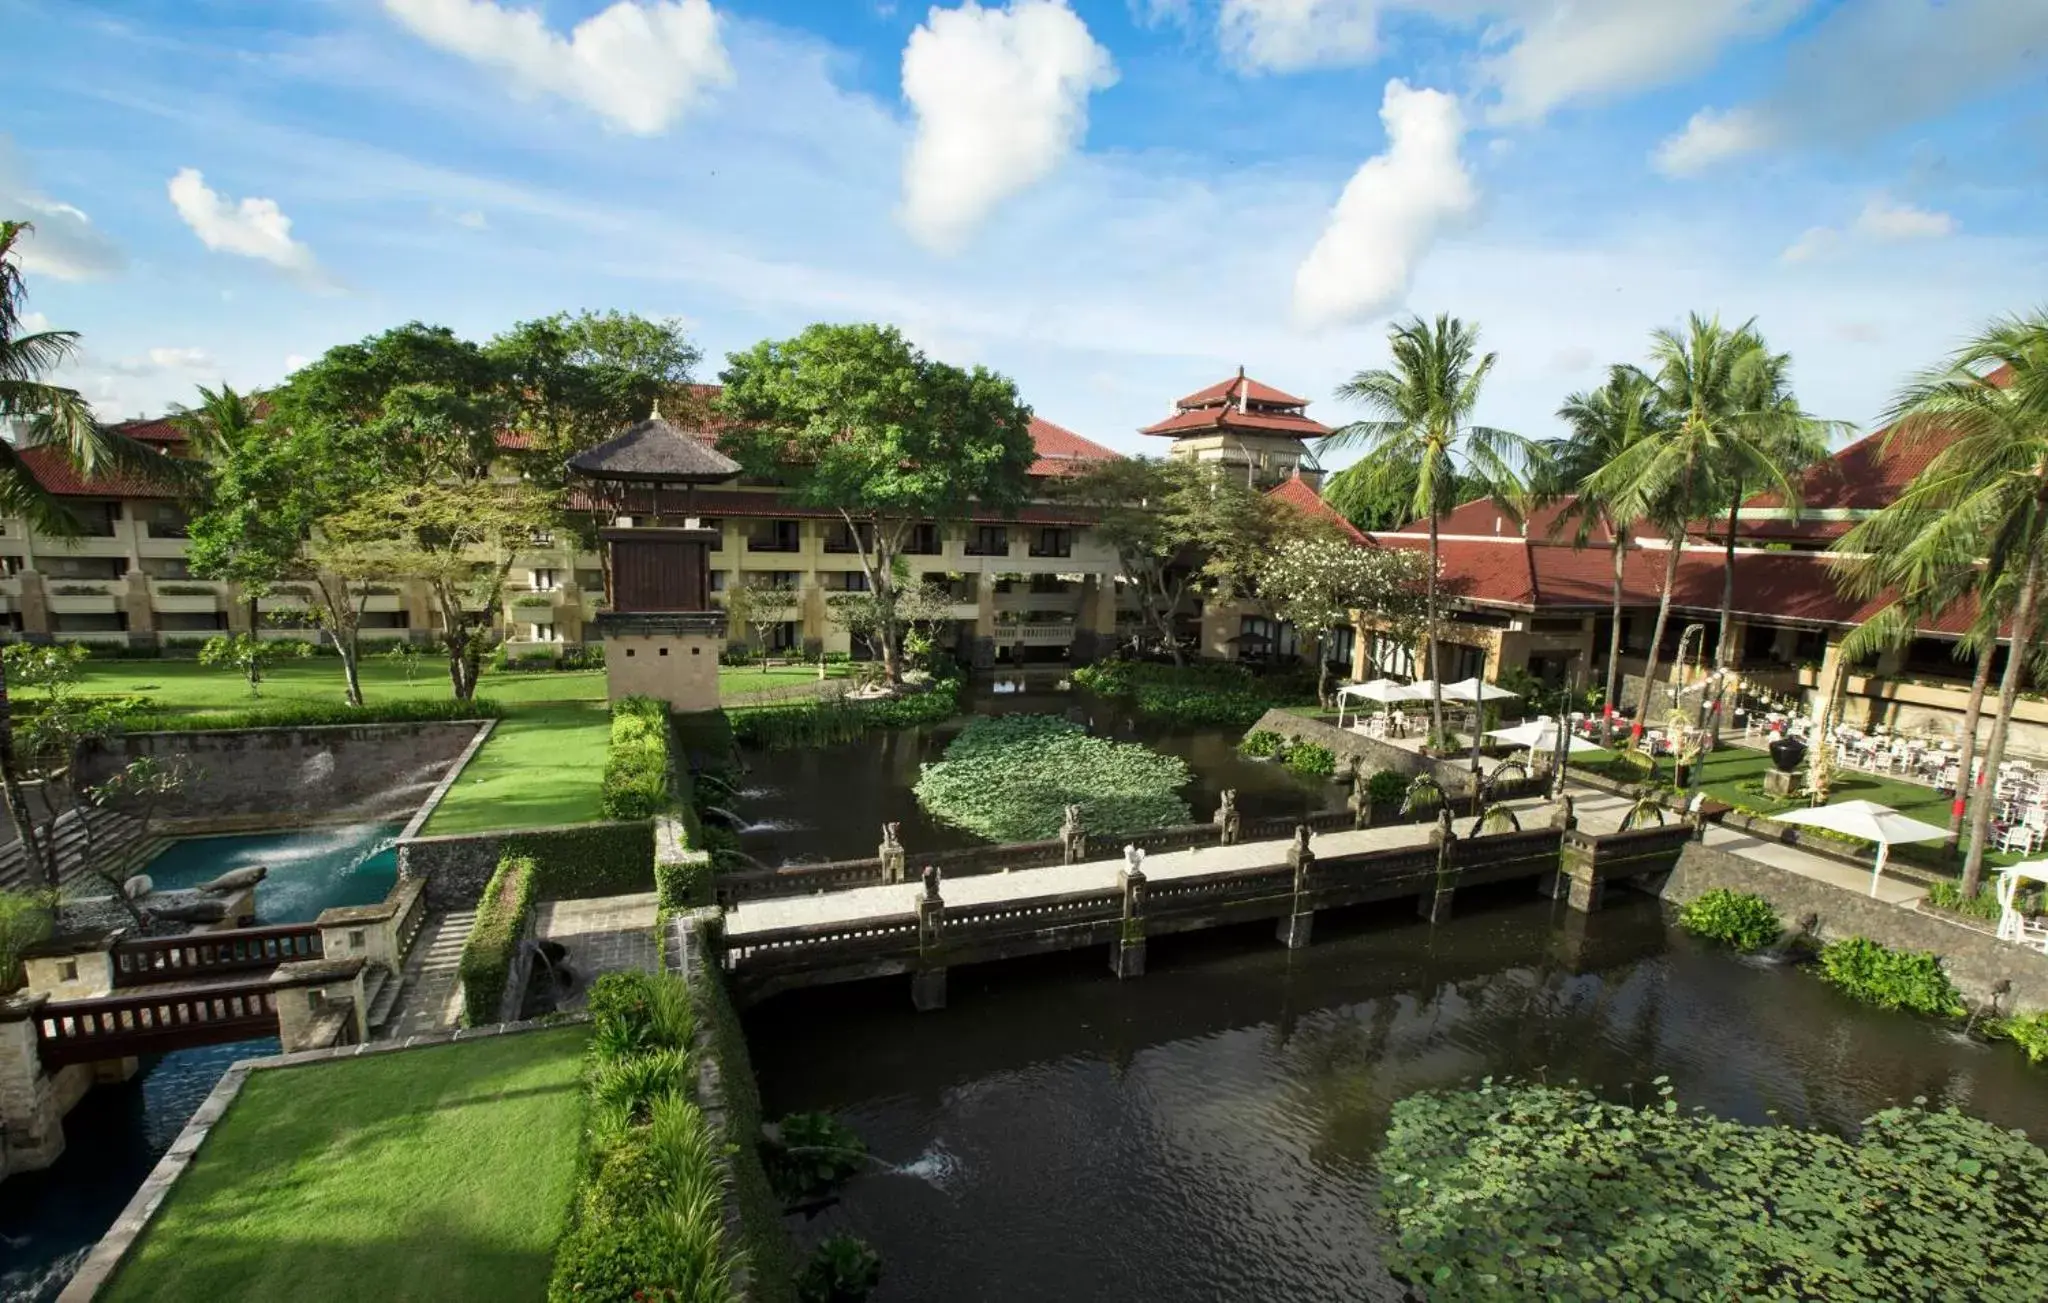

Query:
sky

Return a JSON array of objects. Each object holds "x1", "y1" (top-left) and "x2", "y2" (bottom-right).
[{"x1": 3, "y1": 0, "x2": 2044, "y2": 462}]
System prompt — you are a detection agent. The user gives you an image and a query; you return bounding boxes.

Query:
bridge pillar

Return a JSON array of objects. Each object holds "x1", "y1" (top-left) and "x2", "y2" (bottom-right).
[
  {"x1": 0, "y1": 994, "x2": 67, "y2": 1171},
  {"x1": 1555, "y1": 832, "x2": 1603, "y2": 913},
  {"x1": 270, "y1": 957, "x2": 369, "y2": 1051},
  {"x1": 912, "y1": 869, "x2": 946, "y2": 1012},
  {"x1": 1276, "y1": 825, "x2": 1316, "y2": 950},
  {"x1": 1111, "y1": 863, "x2": 1147, "y2": 979},
  {"x1": 1420, "y1": 810, "x2": 1456, "y2": 924}
]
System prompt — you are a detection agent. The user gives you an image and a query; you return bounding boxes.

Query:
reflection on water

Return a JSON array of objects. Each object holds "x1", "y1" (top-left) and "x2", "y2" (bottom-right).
[
  {"x1": 0, "y1": 824, "x2": 397, "y2": 1301},
  {"x1": 733, "y1": 685, "x2": 1340, "y2": 866},
  {"x1": 746, "y1": 887, "x2": 2048, "y2": 1303}
]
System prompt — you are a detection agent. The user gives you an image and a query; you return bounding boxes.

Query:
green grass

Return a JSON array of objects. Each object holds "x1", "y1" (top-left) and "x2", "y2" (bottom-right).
[
  {"x1": 103, "y1": 1026, "x2": 589, "y2": 1303},
  {"x1": 424, "y1": 702, "x2": 614, "y2": 834}
]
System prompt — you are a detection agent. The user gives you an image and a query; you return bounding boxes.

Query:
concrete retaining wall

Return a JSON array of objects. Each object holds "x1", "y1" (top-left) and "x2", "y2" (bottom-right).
[
  {"x1": 1250, "y1": 709, "x2": 1487, "y2": 797},
  {"x1": 73, "y1": 721, "x2": 488, "y2": 834},
  {"x1": 1653, "y1": 842, "x2": 2048, "y2": 1013}
]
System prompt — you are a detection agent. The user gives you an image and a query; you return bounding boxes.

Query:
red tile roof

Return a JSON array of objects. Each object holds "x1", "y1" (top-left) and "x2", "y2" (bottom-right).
[
  {"x1": 109, "y1": 417, "x2": 189, "y2": 445},
  {"x1": 14, "y1": 444, "x2": 187, "y2": 499},
  {"x1": 1266, "y1": 474, "x2": 1366, "y2": 543},
  {"x1": 1385, "y1": 495, "x2": 1661, "y2": 544},
  {"x1": 1175, "y1": 373, "x2": 1309, "y2": 409},
  {"x1": 1026, "y1": 416, "x2": 1121, "y2": 477},
  {"x1": 573, "y1": 486, "x2": 1099, "y2": 527}
]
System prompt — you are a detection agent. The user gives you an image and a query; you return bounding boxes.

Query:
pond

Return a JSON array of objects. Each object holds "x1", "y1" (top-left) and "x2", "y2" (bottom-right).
[
  {"x1": 728, "y1": 680, "x2": 1339, "y2": 867},
  {"x1": 746, "y1": 885, "x2": 2048, "y2": 1302},
  {"x1": 0, "y1": 823, "x2": 399, "y2": 1302}
]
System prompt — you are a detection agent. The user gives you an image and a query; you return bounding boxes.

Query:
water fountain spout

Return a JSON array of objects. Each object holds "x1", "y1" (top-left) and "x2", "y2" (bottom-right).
[{"x1": 703, "y1": 806, "x2": 748, "y2": 830}]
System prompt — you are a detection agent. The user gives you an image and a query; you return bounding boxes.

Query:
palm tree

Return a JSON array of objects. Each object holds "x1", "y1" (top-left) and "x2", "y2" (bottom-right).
[
  {"x1": 1323, "y1": 314, "x2": 1534, "y2": 743},
  {"x1": 1839, "y1": 317, "x2": 2048, "y2": 896},
  {"x1": 173, "y1": 384, "x2": 268, "y2": 689},
  {"x1": 1540, "y1": 366, "x2": 1670, "y2": 745},
  {"x1": 1586, "y1": 315, "x2": 1812, "y2": 748},
  {"x1": 0, "y1": 220, "x2": 187, "y2": 886},
  {"x1": 1697, "y1": 343, "x2": 1839, "y2": 748}
]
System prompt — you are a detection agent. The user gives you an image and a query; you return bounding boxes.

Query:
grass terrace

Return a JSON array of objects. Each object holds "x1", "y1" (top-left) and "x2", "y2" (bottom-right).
[{"x1": 102, "y1": 1026, "x2": 589, "y2": 1303}]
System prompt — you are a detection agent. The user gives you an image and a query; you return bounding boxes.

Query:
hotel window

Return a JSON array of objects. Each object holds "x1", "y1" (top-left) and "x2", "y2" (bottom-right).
[
  {"x1": 824, "y1": 521, "x2": 874, "y2": 554},
  {"x1": 748, "y1": 520, "x2": 802, "y2": 553},
  {"x1": 710, "y1": 570, "x2": 730, "y2": 593},
  {"x1": 904, "y1": 522, "x2": 943, "y2": 555},
  {"x1": 530, "y1": 622, "x2": 560, "y2": 643},
  {"x1": 765, "y1": 571, "x2": 800, "y2": 592},
  {"x1": 1028, "y1": 573, "x2": 1068, "y2": 594},
  {"x1": 530, "y1": 568, "x2": 561, "y2": 591},
  {"x1": 966, "y1": 526, "x2": 1009, "y2": 557},
  {"x1": 1028, "y1": 527, "x2": 1071, "y2": 559},
  {"x1": 826, "y1": 571, "x2": 871, "y2": 593}
]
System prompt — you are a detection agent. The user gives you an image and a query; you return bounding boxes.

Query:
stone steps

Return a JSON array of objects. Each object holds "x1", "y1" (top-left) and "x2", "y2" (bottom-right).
[
  {"x1": 0, "y1": 806, "x2": 161, "y2": 892},
  {"x1": 378, "y1": 908, "x2": 475, "y2": 1039}
]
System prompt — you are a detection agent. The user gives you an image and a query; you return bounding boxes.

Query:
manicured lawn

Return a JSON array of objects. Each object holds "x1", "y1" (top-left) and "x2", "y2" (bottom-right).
[
  {"x1": 69, "y1": 657, "x2": 609, "y2": 717},
  {"x1": 423, "y1": 701, "x2": 612, "y2": 834},
  {"x1": 103, "y1": 1026, "x2": 589, "y2": 1303}
]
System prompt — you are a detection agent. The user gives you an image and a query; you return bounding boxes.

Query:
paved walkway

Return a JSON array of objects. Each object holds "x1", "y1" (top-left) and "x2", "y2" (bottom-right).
[
  {"x1": 381, "y1": 907, "x2": 473, "y2": 1039},
  {"x1": 538, "y1": 891, "x2": 659, "y2": 1009}
]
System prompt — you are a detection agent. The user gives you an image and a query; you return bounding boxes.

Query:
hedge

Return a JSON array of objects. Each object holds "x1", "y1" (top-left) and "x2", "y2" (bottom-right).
[
  {"x1": 457, "y1": 853, "x2": 537, "y2": 1026},
  {"x1": 513, "y1": 821, "x2": 658, "y2": 901},
  {"x1": 601, "y1": 696, "x2": 672, "y2": 821},
  {"x1": 729, "y1": 678, "x2": 959, "y2": 750},
  {"x1": 121, "y1": 696, "x2": 502, "y2": 734}
]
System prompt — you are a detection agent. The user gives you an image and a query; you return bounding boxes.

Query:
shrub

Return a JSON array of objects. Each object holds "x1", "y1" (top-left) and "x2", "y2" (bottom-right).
[
  {"x1": 1987, "y1": 1011, "x2": 2048, "y2": 1064},
  {"x1": 656, "y1": 849, "x2": 713, "y2": 911},
  {"x1": 456, "y1": 854, "x2": 536, "y2": 1026},
  {"x1": 601, "y1": 696, "x2": 672, "y2": 821},
  {"x1": 913, "y1": 713, "x2": 1191, "y2": 842},
  {"x1": 1381, "y1": 1080, "x2": 2048, "y2": 1300},
  {"x1": 1239, "y1": 729, "x2": 1284, "y2": 758},
  {"x1": 1925, "y1": 878, "x2": 2030, "y2": 924},
  {"x1": 1365, "y1": 768, "x2": 1409, "y2": 808},
  {"x1": 1818, "y1": 936, "x2": 1965, "y2": 1017},
  {"x1": 732, "y1": 678, "x2": 960, "y2": 750},
  {"x1": 587, "y1": 970, "x2": 697, "y2": 1058},
  {"x1": 1283, "y1": 741, "x2": 1337, "y2": 777},
  {"x1": 1678, "y1": 889, "x2": 1782, "y2": 953},
  {"x1": 763, "y1": 1112, "x2": 868, "y2": 1203},
  {"x1": 1073, "y1": 660, "x2": 1316, "y2": 729},
  {"x1": 0, "y1": 890, "x2": 53, "y2": 991},
  {"x1": 796, "y1": 1235, "x2": 882, "y2": 1303}
]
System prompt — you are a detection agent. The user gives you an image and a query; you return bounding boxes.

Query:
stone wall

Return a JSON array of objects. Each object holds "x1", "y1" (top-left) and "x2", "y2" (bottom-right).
[
  {"x1": 1652, "y1": 842, "x2": 2048, "y2": 1013},
  {"x1": 72, "y1": 721, "x2": 489, "y2": 834},
  {"x1": 1249, "y1": 709, "x2": 1482, "y2": 796},
  {"x1": 398, "y1": 820, "x2": 656, "y2": 912}
]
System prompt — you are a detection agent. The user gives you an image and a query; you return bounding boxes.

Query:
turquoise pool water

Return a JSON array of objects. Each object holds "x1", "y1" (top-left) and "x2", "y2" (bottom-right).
[
  {"x1": 138, "y1": 823, "x2": 400, "y2": 923},
  {"x1": 0, "y1": 822, "x2": 401, "y2": 1301}
]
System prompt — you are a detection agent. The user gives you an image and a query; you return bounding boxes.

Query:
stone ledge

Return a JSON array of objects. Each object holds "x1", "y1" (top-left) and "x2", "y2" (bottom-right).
[{"x1": 397, "y1": 718, "x2": 497, "y2": 842}]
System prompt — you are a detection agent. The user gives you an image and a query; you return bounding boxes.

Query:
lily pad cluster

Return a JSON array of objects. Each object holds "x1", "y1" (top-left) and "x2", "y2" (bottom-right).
[{"x1": 914, "y1": 714, "x2": 1192, "y2": 843}]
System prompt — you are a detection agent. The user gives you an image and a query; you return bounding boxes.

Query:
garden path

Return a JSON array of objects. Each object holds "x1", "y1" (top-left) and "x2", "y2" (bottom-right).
[
  {"x1": 540, "y1": 891, "x2": 659, "y2": 1009},
  {"x1": 381, "y1": 907, "x2": 473, "y2": 1039}
]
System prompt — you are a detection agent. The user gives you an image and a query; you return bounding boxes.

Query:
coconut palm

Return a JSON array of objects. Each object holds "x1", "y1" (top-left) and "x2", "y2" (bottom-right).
[
  {"x1": 1539, "y1": 366, "x2": 1671, "y2": 745},
  {"x1": 1323, "y1": 314, "x2": 1535, "y2": 742},
  {"x1": 0, "y1": 220, "x2": 188, "y2": 885},
  {"x1": 1585, "y1": 315, "x2": 1814, "y2": 748},
  {"x1": 1838, "y1": 315, "x2": 2048, "y2": 896}
]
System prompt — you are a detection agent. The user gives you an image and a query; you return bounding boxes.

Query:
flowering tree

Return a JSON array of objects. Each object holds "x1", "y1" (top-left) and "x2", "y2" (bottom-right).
[{"x1": 1256, "y1": 537, "x2": 1431, "y2": 706}]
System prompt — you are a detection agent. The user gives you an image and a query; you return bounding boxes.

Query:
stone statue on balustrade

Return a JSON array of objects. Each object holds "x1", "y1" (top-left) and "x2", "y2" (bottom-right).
[
  {"x1": 1214, "y1": 789, "x2": 1241, "y2": 845},
  {"x1": 1060, "y1": 804, "x2": 1088, "y2": 864}
]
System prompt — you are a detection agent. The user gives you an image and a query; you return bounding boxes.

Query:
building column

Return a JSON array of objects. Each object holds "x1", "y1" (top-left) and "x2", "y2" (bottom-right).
[
  {"x1": 16, "y1": 572, "x2": 51, "y2": 642},
  {"x1": 972, "y1": 574, "x2": 995, "y2": 670},
  {"x1": 119, "y1": 572, "x2": 157, "y2": 649},
  {"x1": 1072, "y1": 574, "x2": 1115, "y2": 665},
  {"x1": 801, "y1": 581, "x2": 827, "y2": 659}
]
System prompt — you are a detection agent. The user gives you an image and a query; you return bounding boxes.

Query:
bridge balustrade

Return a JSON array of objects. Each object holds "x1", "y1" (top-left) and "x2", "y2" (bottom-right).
[
  {"x1": 110, "y1": 924, "x2": 323, "y2": 989},
  {"x1": 36, "y1": 980, "x2": 279, "y2": 1067}
]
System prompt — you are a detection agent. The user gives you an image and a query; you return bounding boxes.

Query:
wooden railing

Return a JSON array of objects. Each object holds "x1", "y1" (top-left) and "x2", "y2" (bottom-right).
[
  {"x1": 110, "y1": 924, "x2": 323, "y2": 989},
  {"x1": 37, "y1": 980, "x2": 279, "y2": 1066}
]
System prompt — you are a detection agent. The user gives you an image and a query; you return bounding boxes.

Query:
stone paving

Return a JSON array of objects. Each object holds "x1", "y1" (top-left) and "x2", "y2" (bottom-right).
[
  {"x1": 538, "y1": 891, "x2": 659, "y2": 1010},
  {"x1": 380, "y1": 907, "x2": 473, "y2": 1039}
]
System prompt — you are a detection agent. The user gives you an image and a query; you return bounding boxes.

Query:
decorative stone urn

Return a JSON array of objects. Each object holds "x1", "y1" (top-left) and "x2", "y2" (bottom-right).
[{"x1": 1768, "y1": 736, "x2": 1807, "y2": 773}]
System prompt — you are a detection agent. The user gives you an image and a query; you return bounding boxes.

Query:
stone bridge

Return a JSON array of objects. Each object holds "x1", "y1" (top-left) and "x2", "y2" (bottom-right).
[{"x1": 713, "y1": 806, "x2": 1697, "y2": 1009}]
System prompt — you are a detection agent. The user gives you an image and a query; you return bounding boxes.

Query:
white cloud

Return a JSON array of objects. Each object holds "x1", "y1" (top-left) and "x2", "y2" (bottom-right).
[
  {"x1": 1133, "y1": 0, "x2": 1194, "y2": 27},
  {"x1": 1782, "y1": 196, "x2": 1955, "y2": 262},
  {"x1": 1854, "y1": 197, "x2": 1955, "y2": 242},
  {"x1": 1653, "y1": 106, "x2": 1771, "y2": 176},
  {"x1": 1480, "y1": 0, "x2": 1806, "y2": 125},
  {"x1": 1654, "y1": 0, "x2": 2048, "y2": 172},
  {"x1": 0, "y1": 140, "x2": 126, "y2": 281},
  {"x1": 455, "y1": 209, "x2": 489, "y2": 229},
  {"x1": 1219, "y1": 0, "x2": 1386, "y2": 73},
  {"x1": 900, "y1": 1, "x2": 1117, "y2": 253},
  {"x1": 105, "y1": 347, "x2": 215, "y2": 377},
  {"x1": 19, "y1": 311, "x2": 51, "y2": 334},
  {"x1": 382, "y1": 0, "x2": 733, "y2": 135},
  {"x1": 167, "y1": 169, "x2": 325, "y2": 284},
  {"x1": 285, "y1": 353, "x2": 311, "y2": 373},
  {"x1": 1293, "y1": 80, "x2": 1474, "y2": 331}
]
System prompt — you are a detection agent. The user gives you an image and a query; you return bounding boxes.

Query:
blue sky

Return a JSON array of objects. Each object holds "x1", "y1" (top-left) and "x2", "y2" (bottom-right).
[{"x1": 3, "y1": 0, "x2": 2043, "y2": 460}]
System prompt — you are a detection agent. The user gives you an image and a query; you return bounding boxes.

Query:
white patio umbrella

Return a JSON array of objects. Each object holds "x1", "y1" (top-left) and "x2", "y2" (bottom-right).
[
  {"x1": 1772, "y1": 799, "x2": 1951, "y2": 897},
  {"x1": 1486, "y1": 716, "x2": 1604, "y2": 756},
  {"x1": 1335, "y1": 679, "x2": 1421, "y2": 729},
  {"x1": 1441, "y1": 677, "x2": 1520, "y2": 771}
]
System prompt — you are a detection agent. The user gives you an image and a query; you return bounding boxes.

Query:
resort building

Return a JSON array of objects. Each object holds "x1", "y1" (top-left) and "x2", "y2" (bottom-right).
[{"x1": 1140, "y1": 368, "x2": 1328, "y2": 489}]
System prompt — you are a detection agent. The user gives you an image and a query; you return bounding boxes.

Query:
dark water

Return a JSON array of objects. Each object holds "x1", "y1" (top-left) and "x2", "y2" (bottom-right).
[
  {"x1": 730, "y1": 682, "x2": 1340, "y2": 866},
  {"x1": 747, "y1": 886, "x2": 2048, "y2": 1303},
  {"x1": 0, "y1": 824, "x2": 398, "y2": 1301}
]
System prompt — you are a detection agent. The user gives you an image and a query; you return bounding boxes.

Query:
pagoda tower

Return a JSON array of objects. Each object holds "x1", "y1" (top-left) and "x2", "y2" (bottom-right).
[{"x1": 1139, "y1": 367, "x2": 1330, "y2": 489}]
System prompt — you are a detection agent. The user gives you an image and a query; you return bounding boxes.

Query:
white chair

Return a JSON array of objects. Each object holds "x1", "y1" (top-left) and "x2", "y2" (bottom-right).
[
  {"x1": 1995, "y1": 872, "x2": 2048, "y2": 952},
  {"x1": 1999, "y1": 820, "x2": 2044, "y2": 855}
]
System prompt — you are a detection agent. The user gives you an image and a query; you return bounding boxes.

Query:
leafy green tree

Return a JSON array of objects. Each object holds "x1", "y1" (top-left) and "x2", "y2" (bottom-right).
[
  {"x1": 1537, "y1": 366, "x2": 1672, "y2": 744},
  {"x1": 717, "y1": 324, "x2": 1035, "y2": 686},
  {"x1": 1058, "y1": 456, "x2": 1302, "y2": 665},
  {"x1": 723, "y1": 576, "x2": 801, "y2": 669},
  {"x1": 487, "y1": 310, "x2": 700, "y2": 479},
  {"x1": 1321, "y1": 459, "x2": 1486, "y2": 533},
  {"x1": 198, "y1": 633, "x2": 310, "y2": 697},
  {"x1": 1322, "y1": 314, "x2": 1534, "y2": 739},
  {"x1": 1584, "y1": 315, "x2": 1816, "y2": 748},
  {"x1": 1256, "y1": 536, "x2": 1429, "y2": 706},
  {"x1": 327, "y1": 480, "x2": 555, "y2": 700},
  {"x1": 0, "y1": 221, "x2": 189, "y2": 883},
  {"x1": 1837, "y1": 313, "x2": 2048, "y2": 896}
]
